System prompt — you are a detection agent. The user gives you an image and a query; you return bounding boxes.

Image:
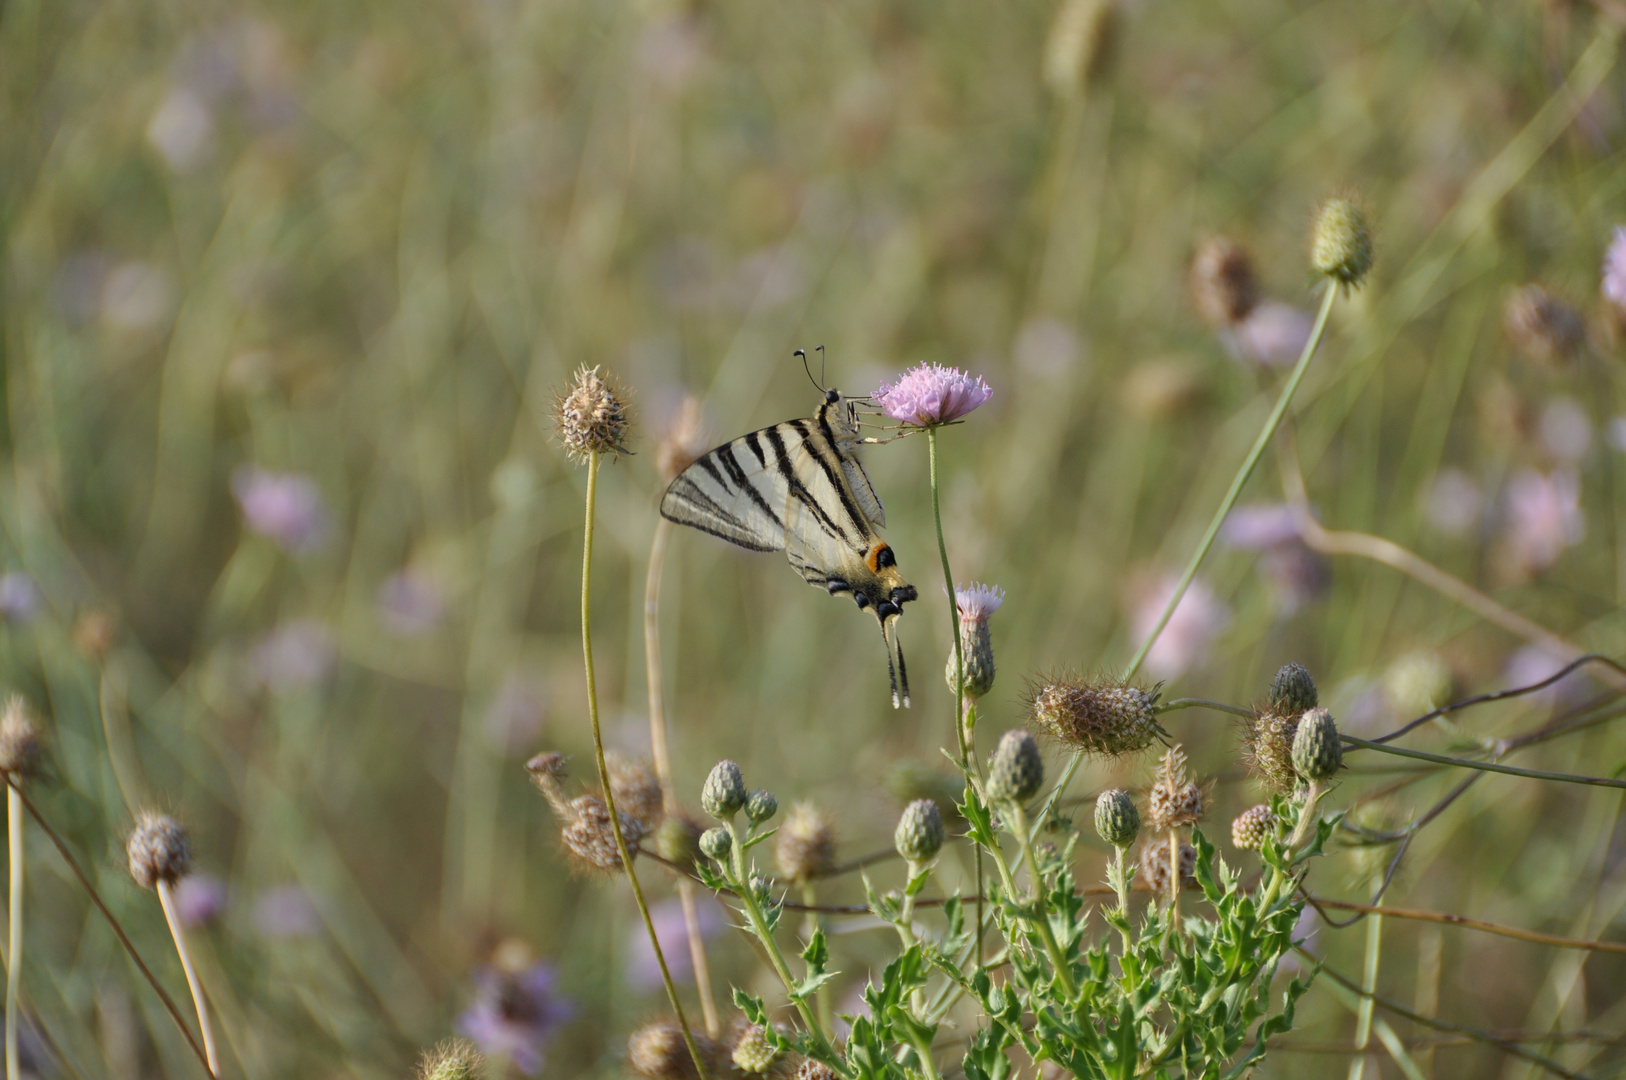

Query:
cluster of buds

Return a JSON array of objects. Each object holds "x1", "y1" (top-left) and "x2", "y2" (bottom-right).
[
  {"x1": 527, "y1": 752, "x2": 645, "y2": 872},
  {"x1": 1190, "y1": 236, "x2": 1260, "y2": 330},
  {"x1": 1242, "y1": 663, "x2": 1318, "y2": 793}
]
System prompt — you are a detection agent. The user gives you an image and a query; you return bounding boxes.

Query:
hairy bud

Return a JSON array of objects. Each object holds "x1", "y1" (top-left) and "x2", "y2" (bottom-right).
[
  {"x1": 607, "y1": 753, "x2": 664, "y2": 830},
  {"x1": 1093, "y1": 788, "x2": 1139, "y2": 848},
  {"x1": 894, "y1": 799, "x2": 945, "y2": 863},
  {"x1": 0, "y1": 697, "x2": 42, "y2": 780},
  {"x1": 1231, "y1": 805, "x2": 1275, "y2": 851},
  {"x1": 1027, "y1": 676, "x2": 1161, "y2": 757},
  {"x1": 1310, "y1": 197, "x2": 1373, "y2": 287},
  {"x1": 655, "y1": 814, "x2": 703, "y2": 869},
  {"x1": 1267, "y1": 662, "x2": 1318, "y2": 717},
  {"x1": 1292, "y1": 707, "x2": 1343, "y2": 781},
  {"x1": 701, "y1": 760, "x2": 747, "y2": 820},
  {"x1": 127, "y1": 812, "x2": 192, "y2": 889},
  {"x1": 561, "y1": 795, "x2": 643, "y2": 872},
  {"x1": 776, "y1": 803, "x2": 836, "y2": 882},
  {"x1": 417, "y1": 1039, "x2": 486, "y2": 1080},
  {"x1": 744, "y1": 789, "x2": 778, "y2": 826},
  {"x1": 986, "y1": 730, "x2": 1044, "y2": 804},
  {"x1": 1241, "y1": 711, "x2": 1300, "y2": 794},
  {"x1": 553, "y1": 365, "x2": 631, "y2": 461},
  {"x1": 699, "y1": 826, "x2": 732, "y2": 862},
  {"x1": 628, "y1": 1021, "x2": 721, "y2": 1080}
]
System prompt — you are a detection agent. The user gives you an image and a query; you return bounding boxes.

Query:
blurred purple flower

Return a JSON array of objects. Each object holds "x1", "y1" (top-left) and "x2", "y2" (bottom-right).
[
  {"x1": 458, "y1": 960, "x2": 572, "y2": 1075},
  {"x1": 377, "y1": 569, "x2": 445, "y2": 636},
  {"x1": 1220, "y1": 503, "x2": 1301, "y2": 550},
  {"x1": 636, "y1": 16, "x2": 707, "y2": 95},
  {"x1": 626, "y1": 897, "x2": 723, "y2": 990},
  {"x1": 873, "y1": 364, "x2": 992, "y2": 426},
  {"x1": 249, "y1": 620, "x2": 336, "y2": 691},
  {"x1": 1504, "y1": 645, "x2": 1595, "y2": 708},
  {"x1": 1503, "y1": 468, "x2": 1585, "y2": 573},
  {"x1": 232, "y1": 467, "x2": 329, "y2": 552},
  {"x1": 0, "y1": 574, "x2": 41, "y2": 624},
  {"x1": 1423, "y1": 468, "x2": 1483, "y2": 537},
  {"x1": 1233, "y1": 301, "x2": 1313, "y2": 368},
  {"x1": 174, "y1": 874, "x2": 227, "y2": 927},
  {"x1": 953, "y1": 581, "x2": 1005, "y2": 625},
  {"x1": 1129, "y1": 575, "x2": 1230, "y2": 680},
  {"x1": 252, "y1": 885, "x2": 320, "y2": 939},
  {"x1": 1537, "y1": 397, "x2": 1592, "y2": 463},
  {"x1": 485, "y1": 674, "x2": 547, "y2": 756},
  {"x1": 1603, "y1": 225, "x2": 1626, "y2": 308},
  {"x1": 1221, "y1": 505, "x2": 1325, "y2": 615}
]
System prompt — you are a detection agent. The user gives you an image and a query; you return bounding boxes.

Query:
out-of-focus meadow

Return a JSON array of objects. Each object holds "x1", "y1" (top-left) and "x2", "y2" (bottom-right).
[{"x1": 5, "y1": 0, "x2": 1626, "y2": 1073}]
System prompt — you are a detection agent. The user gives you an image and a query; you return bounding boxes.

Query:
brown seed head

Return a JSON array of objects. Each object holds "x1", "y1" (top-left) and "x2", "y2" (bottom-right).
[
  {"x1": 1137, "y1": 837, "x2": 1195, "y2": 895},
  {"x1": 1146, "y1": 743, "x2": 1203, "y2": 830},
  {"x1": 1504, "y1": 285, "x2": 1584, "y2": 367},
  {"x1": 796, "y1": 1061, "x2": 839, "y2": 1080},
  {"x1": 0, "y1": 697, "x2": 43, "y2": 780},
  {"x1": 776, "y1": 802, "x2": 836, "y2": 882},
  {"x1": 628, "y1": 1020, "x2": 724, "y2": 1080},
  {"x1": 1025, "y1": 675, "x2": 1161, "y2": 757},
  {"x1": 554, "y1": 365, "x2": 631, "y2": 461},
  {"x1": 607, "y1": 753, "x2": 665, "y2": 830},
  {"x1": 1190, "y1": 236, "x2": 1260, "y2": 329},
  {"x1": 1240, "y1": 711, "x2": 1300, "y2": 793},
  {"x1": 561, "y1": 794, "x2": 644, "y2": 873},
  {"x1": 526, "y1": 752, "x2": 571, "y2": 815},
  {"x1": 127, "y1": 811, "x2": 191, "y2": 889},
  {"x1": 1231, "y1": 804, "x2": 1275, "y2": 851}
]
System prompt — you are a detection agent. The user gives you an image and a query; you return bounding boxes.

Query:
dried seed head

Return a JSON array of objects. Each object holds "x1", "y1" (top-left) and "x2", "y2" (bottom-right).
[
  {"x1": 1231, "y1": 805, "x2": 1275, "y2": 851},
  {"x1": 607, "y1": 753, "x2": 664, "y2": 830},
  {"x1": 628, "y1": 1021, "x2": 722, "y2": 1080},
  {"x1": 655, "y1": 814, "x2": 704, "y2": 869},
  {"x1": 776, "y1": 803, "x2": 836, "y2": 882},
  {"x1": 417, "y1": 1039, "x2": 487, "y2": 1080},
  {"x1": 526, "y1": 752, "x2": 572, "y2": 815},
  {"x1": 744, "y1": 789, "x2": 778, "y2": 826},
  {"x1": 1093, "y1": 788, "x2": 1140, "y2": 848},
  {"x1": 1147, "y1": 744, "x2": 1203, "y2": 830},
  {"x1": 1267, "y1": 662, "x2": 1318, "y2": 717},
  {"x1": 553, "y1": 365, "x2": 631, "y2": 461},
  {"x1": 1137, "y1": 838, "x2": 1195, "y2": 895},
  {"x1": 1504, "y1": 285, "x2": 1584, "y2": 367},
  {"x1": 127, "y1": 812, "x2": 191, "y2": 889},
  {"x1": 894, "y1": 799, "x2": 945, "y2": 863},
  {"x1": 731, "y1": 1024, "x2": 779, "y2": 1075},
  {"x1": 701, "y1": 760, "x2": 747, "y2": 820},
  {"x1": 1190, "y1": 236, "x2": 1260, "y2": 328},
  {"x1": 0, "y1": 697, "x2": 43, "y2": 780},
  {"x1": 561, "y1": 794, "x2": 644, "y2": 872},
  {"x1": 1240, "y1": 711, "x2": 1300, "y2": 794},
  {"x1": 1026, "y1": 675, "x2": 1161, "y2": 757},
  {"x1": 699, "y1": 826, "x2": 732, "y2": 862},
  {"x1": 1043, "y1": 0, "x2": 1117, "y2": 96},
  {"x1": 986, "y1": 729, "x2": 1044, "y2": 803},
  {"x1": 1310, "y1": 197, "x2": 1373, "y2": 287},
  {"x1": 796, "y1": 1061, "x2": 839, "y2": 1080},
  {"x1": 1292, "y1": 707, "x2": 1343, "y2": 781},
  {"x1": 655, "y1": 394, "x2": 706, "y2": 484}
]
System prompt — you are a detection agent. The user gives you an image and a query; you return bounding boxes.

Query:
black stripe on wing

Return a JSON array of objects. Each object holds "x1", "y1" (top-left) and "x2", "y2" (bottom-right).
[{"x1": 660, "y1": 473, "x2": 781, "y2": 552}]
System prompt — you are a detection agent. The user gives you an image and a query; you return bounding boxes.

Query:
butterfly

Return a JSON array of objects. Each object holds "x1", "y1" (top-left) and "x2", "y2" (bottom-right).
[{"x1": 660, "y1": 372, "x2": 918, "y2": 707}]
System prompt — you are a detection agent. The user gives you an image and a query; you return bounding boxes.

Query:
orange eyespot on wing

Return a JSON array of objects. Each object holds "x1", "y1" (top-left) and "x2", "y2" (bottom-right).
[{"x1": 866, "y1": 543, "x2": 895, "y2": 573}]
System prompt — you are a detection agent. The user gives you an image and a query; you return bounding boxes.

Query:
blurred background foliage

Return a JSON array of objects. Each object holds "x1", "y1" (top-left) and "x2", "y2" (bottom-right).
[{"x1": 4, "y1": 0, "x2": 1626, "y2": 1073}]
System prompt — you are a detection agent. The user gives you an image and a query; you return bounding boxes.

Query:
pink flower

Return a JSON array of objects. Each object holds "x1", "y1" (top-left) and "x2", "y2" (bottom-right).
[
  {"x1": 249, "y1": 620, "x2": 336, "y2": 691},
  {"x1": 1504, "y1": 645, "x2": 1595, "y2": 707},
  {"x1": 174, "y1": 874, "x2": 228, "y2": 927},
  {"x1": 1603, "y1": 225, "x2": 1626, "y2": 308},
  {"x1": 1233, "y1": 302, "x2": 1313, "y2": 368},
  {"x1": 232, "y1": 467, "x2": 329, "y2": 551},
  {"x1": 1504, "y1": 468, "x2": 1585, "y2": 573},
  {"x1": 253, "y1": 885, "x2": 320, "y2": 939},
  {"x1": 1129, "y1": 575, "x2": 1230, "y2": 680},
  {"x1": 953, "y1": 581, "x2": 1005, "y2": 625},
  {"x1": 1219, "y1": 503, "x2": 1302, "y2": 550},
  {"x1": 873, "y1": 364, "x2": 992, "y2": 426},
  {"x1": 1423, "y1": 468, "x2": 1484, "y2": 536},
  {"x1": 458, "y1": 958, "x2": 572, "y2": 1075}
]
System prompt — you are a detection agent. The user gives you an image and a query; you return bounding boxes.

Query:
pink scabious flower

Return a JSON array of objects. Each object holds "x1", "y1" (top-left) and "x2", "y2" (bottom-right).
[
  {"x1": 873, "y1": 363, "x2": 992, "y2": 426},
  {"x1": 173, "y1": 873, "x2": 228, "y2": 927},
  {"x1": 231, "y1": 466, "x2": 329, "y2": 551},
  {"x1": 626, "y1": 897, "x2": 723, "y2": 990},
  {"x1": 458, "y1": 957, "x2": 572, "y2": 1075},
  {"x1": 1233, "y1": 301, "x2": 1313, "y2": 369},
  {"x1": 1503, "y1": 468, "x2": 1585, "y2": 573},
  {"x1": 954, "y1": 581, "x2": 1005, "y2": 625},
  {"x1": 1129, "y1": 575, "x2": 1231, "y2": 680},
  {"x1": 1603, "y1": 225, "x2": 1626, "y2": 308}
]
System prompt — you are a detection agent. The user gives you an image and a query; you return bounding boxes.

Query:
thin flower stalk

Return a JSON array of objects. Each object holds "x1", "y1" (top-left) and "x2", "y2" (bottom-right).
[
  {"x1": 5, "y1": 784, "x2": 19, "y2": 1080},
  {"x1": 155, "y1": 879, "x2": 220, "y2": 1077},
  {"x1": 1349, "y1": 911, "x2": 1385, "y2": 1080},
  {"x1": 580, "y1": 452, "x2": 708, "y2": 1080},
  {"x1": 643, "y1": 513, "x2": 721, "y2": 1038}
]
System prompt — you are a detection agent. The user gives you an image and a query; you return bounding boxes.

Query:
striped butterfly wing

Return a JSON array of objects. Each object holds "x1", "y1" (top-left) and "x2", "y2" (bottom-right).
[{"x1": 658, "y1": 425, "x2": 805, "y2": 553}]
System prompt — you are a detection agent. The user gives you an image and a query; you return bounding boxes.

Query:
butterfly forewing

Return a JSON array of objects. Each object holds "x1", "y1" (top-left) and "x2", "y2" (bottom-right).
[{"x1": 658, "y1": 426, "x2": 808, "y2": 553}]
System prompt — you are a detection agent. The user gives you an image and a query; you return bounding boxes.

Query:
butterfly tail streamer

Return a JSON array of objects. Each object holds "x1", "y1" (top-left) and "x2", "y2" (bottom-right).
[{"x1": 882, "y1": 615, "x2": 911, "y2": 709}]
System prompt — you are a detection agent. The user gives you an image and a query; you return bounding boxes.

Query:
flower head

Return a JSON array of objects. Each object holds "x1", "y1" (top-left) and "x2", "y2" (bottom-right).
[
  {"x1": 1026, "y1": 675, "x2": 1161, "y2": 757},
  {"x1": 948, "y1": 582, "x2": 1004, "y2": 699},
  {"x1": 1231, "y1": 805, "x2": 1275, "y2": 851},
  {"x1": 872, "y1": 363, "x2": 992, "y2": 426},
  {"x1": 1503, "y1": 467, "x2": 1585, "y2": 574},
  {"x1": 895, "y1": 799, "x2": 945, "y2": 863},
  {"x1": 553, "y1": 365, "x2": 632, "y2": 461},
  {"x1": 776, "y1": 802, "x2": 835, "y2": 882},
  {"x1": 1146, "y1": 744, "x2": 1203, "y2": 831},
  {"x1": 1137, "y1": 838, "x2": 1195, "y2": 895},
  {"x1": 457, "y1": 947, "x2": 572, "y2": 1077},
  {"x1": 1240, "y1": 709, "x2": 1300, "y2": 794},
  {"x1": 1602, "y1": 226, "x2": 1626, "y2": 309},
  {"x1": 231, "y1": 467, "x2": 329, "y2": 551},
  {"x1": 607, "y1": 753, "x2": 664, "y2": 830},
  {"x1": 954, "y1": 581, "x2": 1005, "y2": 624},
  {"x1": 173, "y1": 873, "x2": 228, "y2": 927},
  {"x1": 1504, "y1": 285, "x2": 1584, "y2": 367},
  {"x1": 1093, "y1": 788, "x2": 1139, "y2": 848},
  {"x1": 1234, "y1": 301, "x2": 1315, "y2": 368},
  {"x1": 1310, "y1": 197, "x2": 1373, "y2": 287},
  {"x1": 628, "y1": 1020, "x2": 724, "y2": 1080},
  {"x1": 985, "y1": 730, "x2": 1044, "y2": 804},
  {"x1": 417, "y1": 1039, "x2": 487, "y2": 1080},
  {"x1": 0, "y1": 697, "x2": 42, "y2": 780},
  {"x1": 127, "y1": 812, "x2": 191, "y2": 888},
  {"x1": 1128, "y1": 574, "x2": 1230, "y2": 680}
]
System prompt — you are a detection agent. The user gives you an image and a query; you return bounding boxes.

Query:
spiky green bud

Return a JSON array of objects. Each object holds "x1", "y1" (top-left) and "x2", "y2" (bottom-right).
[
  {"x1": 701, "y1": 760, "x2": 746, "y2": 819},
  {"x1": 1268, "y1": 662, "x2": 1318, "y2": 717},
  {"x1": 894, "y1": 799, "x2": 945, "y2": 863},
  {"x1": 1310, "y1": 198, "x2": 1373, "y2": 286},
  {"x1": 744, "y1": 789, "x2": 777, "y2": 825},
  {"x1": 699, "y1": 826, "x2": 732, "y2": 861},
  {"x1": 1292, "y1": 707, "x2": 1343, "y2": 781},
  {"x1": 946, "y1": 622, "x2": 997, "y2": 699},
  {"x1": 985, "y1": 729, "x2": 1044, "y2": 804},
  {"x1": 1093, "y1": 788, "x2": 1139, "y2": 848}
]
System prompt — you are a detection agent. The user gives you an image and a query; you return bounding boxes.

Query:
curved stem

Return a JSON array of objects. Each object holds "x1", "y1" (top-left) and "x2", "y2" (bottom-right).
[
  {"x1": 6, "y1": 785, "x2": 20, "y2": 1080},
  {"x1": 1342, "y1": 735, "x2": 1626, "y2": 789},
  {"x1": 156, "y1": 880, "x2": 218, "y2": 1077},
  {"x1": 582, "y1": 453, "x2": 708, "y2": 1080}
]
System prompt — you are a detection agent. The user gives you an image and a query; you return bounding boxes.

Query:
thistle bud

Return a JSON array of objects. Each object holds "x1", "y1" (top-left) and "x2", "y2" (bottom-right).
[
  {"x1": 946, "y1": 583, "x2": 1003, "y2": 700},
  {"x1": 1241, "y1": 710, "x2": 1300, "y2": 793},
  {"x1": 0, "y1": 697, "x2": 42, "y2": 781},
  {"x1": 1267, "y1": 662, "x2": 1318, "y2": 717},
  {"x1": 1231, "y1": 805, "x2": 1275, "y2": 851},
  {"x1": 699, "y1": 826, "x2": 732, "y2": 861},
  {"x1": 127, "y1": 812, "x2": 191, "y2": 889},
  {"x1": 894, "y1": 799, "x2": 945, "y2": 863},
  {"x1": 1147, "y1": 744, "x2": 1203, "y2": 830},
  {"x1": 701, "y1": 760, "x2": 747, "y2": 820},
  {"x1": 629, "y1": 1021, "x2": 721, "y2": 1080},
  {"x1": 561, "y1": 795, "x2": 644, "y2": 872},
  {"x1": 744, "y1": 789, "x2": 778, "y2": 826},
  {"x1": 1190, "y1": 236, "x2": 1260, "y2": 329},
  {"x1": 731, "y1": 1024, "x2": 779, "y2": 1075},
  {"x1": 607, "y1": 753, "x2": 664, "y2": 830},
  {"x1": 1027, "y1": 676, "x2": 1161, "y2": 757},
  {"x1": 1292, "y1": 707, "x2": 1343, "y2": 781},
  {"x1": 776, "y1": 803, "x2": 836, "y2": 882},
  {"x1": 553, "y1": 365, "x2": 631, "y2": 461},
  {"x1": 796, "y1": 1062, "x2": 839, "y2": 1080},
  {"x1": 1310, "y1": 197, "x2": 1373, "y2": 287},
  {"x1": 655, "y1": 814, "x2": 703, "y2": 869},
  {"x1": 1093, "y1": 788, "x2": 1139, "y2": 848},
  {"x1": 417, "y1": 1039, "x2": 487, "y2": 1080},
  {"x1": 985, "y1": 729, "x2": 1044, "y2": 804}
]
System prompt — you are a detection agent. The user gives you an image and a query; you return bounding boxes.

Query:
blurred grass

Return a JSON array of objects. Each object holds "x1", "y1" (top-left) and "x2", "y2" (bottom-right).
[{"x1": 5, "y1": 0, "x2": 1626, "y2": 1074}]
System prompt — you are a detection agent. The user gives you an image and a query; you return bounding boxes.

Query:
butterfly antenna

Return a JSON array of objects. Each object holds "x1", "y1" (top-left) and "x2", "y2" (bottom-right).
[
  {"x1": 796, "y1": 348, "x2": 824, "y2": 393},
  {"x1": 816, "y1": 344, "x2": 827, "y2": 388}
]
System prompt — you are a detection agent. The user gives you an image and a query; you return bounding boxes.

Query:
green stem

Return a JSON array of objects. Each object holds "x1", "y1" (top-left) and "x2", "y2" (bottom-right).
[
  {"x1": 1343, "y1": 735, "x2": 1626, "y2": 789},
  {"x1": 907, "y1": 1029, "x2": 944, "y2": 1080},
  {"x1": 1349, "y1": 912, "x2": 1385, "y2": 1080},
  {"x1": 1110, "y1": 846, "x2": 1133, "y2": 960},
  {"x1": 156, "y1": 879, "x2": 219, "y2": 1077},
  {"x1": 988, "y1": 807, "x2": 1076, "y2": 998},
  {"x1": 1040, "y1": 281, "x2": 1340, "y2": 828},
  {"x1": 800, "y1": 881, "x2": 833, "y2": 1035},
  {"x1": 581, "y1": 452, "x2": 709, "y2": 1080},
  {"x1": 5, "y1": 786, "x2": 19, "y2": 1080}
]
